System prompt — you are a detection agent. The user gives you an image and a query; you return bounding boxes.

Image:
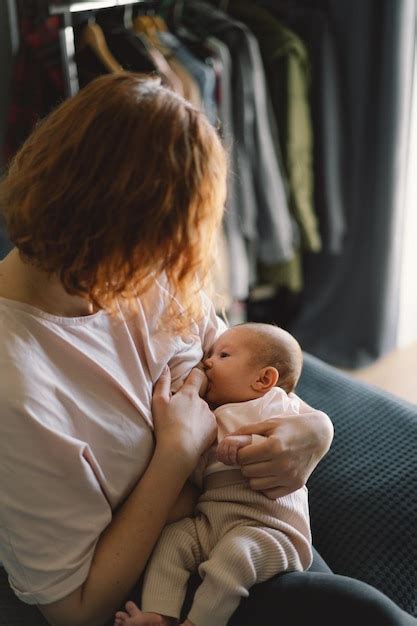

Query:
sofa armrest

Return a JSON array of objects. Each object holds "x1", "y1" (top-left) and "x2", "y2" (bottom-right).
[{"x1": 297, "y1": 352, "x2": 417, "y2": 616}]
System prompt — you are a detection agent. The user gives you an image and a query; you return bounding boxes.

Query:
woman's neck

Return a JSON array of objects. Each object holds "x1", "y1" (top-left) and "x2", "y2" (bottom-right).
[{"x1": 0, "y1": 248, "x2": 96, "y2": 317}]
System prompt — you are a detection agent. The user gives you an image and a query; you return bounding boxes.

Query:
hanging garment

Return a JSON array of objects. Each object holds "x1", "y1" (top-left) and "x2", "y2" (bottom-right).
[
  {"x1": 95, "y1": 6, "x2": 163, "y2": 73},
  {"x1": 134, "y1": 32, "x2": 185, "y2": 94},
  {"x1": 157, "y1": 31, "x2": 218, "y2": 124},
  {"x1": 182, "y1": 1, "x2": 298, "y2": 290},
  {"x1": 133, "y1": 15, "x2": 202, "y2": 109},
  {"x1": 257, "y1": 252, "x2": 303, "y2": 293},
  {"x1": 207, "y1": 36, "x2": 250, "y2": 301},
  {"x1": 246, "y1": 284, "x2": 303, "y2": 329},
  {"x1": 229, "y1": 0, "x2": 321, "y2": 256},
  {"x1": 75, "y1": 16, "x2": 158, "y2": 87},
  {"x1": 96, "y1": 27, "x2": 155, "y2": 72},
  {"x1": 74, "y1": 26, "x2": 155, "y2": 85},
  {"x1": 4, "y1": 16, "x2": 65, "y2": 164},
  {"x1": 164, "y1": 26, "x2": 247, "y2": 302},
  {"x1": 257, "y1": 0, "x2": 347, "y2": 254}
]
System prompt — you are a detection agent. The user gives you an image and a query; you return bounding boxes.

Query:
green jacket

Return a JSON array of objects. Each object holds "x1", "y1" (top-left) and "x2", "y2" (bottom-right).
[{"x1": 229, "y1": 0, "x2": 321, "y2": 268}]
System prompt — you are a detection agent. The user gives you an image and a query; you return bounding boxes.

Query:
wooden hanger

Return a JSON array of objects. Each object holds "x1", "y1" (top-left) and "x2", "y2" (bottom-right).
[
  {"x1": 151, "y1": 15, "x2": 169, "y2": 32},
  {"x1": 133, "y1": 14, "x2": 159, "y2": 38},
  {"x1": 78, "y1": 22, "x2": 124, "y2": 74}
]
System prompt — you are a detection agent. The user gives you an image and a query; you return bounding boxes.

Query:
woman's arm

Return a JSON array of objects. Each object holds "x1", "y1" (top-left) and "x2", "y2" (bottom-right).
[
  {"x1": 39, "y1": 448, "x2": 192, "y2": 626},
  {"x1": 39, "y1": 368, "x2": 215, "y2": 626},
  {"x1": 225, "y1": 401, "x2": 334, "y2": 499},
  {"x1": 166, "y1": 480, "x2": 200, "y2": 524}
]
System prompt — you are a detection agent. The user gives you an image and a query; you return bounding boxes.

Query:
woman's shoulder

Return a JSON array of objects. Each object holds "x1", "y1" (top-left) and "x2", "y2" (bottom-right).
[
  {"x1": 0, "y1": 298, "x2": 33, "y2": 360},
  {"x1": 0, "y1": 307, "x2": 43, "y2": 405},
  {"x1": 0, "y1": 299, "x2": 78, "y2": 411},
  {"x1": 134, "y1": 277, "x2": 224, "y2": 336}
]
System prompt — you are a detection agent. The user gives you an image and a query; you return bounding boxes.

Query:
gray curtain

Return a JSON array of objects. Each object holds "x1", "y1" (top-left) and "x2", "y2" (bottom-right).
[{"x1": 289, "y1": 0, "x2": 416, "y2": 368}]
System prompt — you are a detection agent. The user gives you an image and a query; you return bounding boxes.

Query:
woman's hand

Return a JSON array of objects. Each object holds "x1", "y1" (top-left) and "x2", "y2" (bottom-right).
[
  {"x1": 152, "y1": 366, "x2": 217, "y2": 473},
  {"x1": 228, "y1": 408, "x2": 333, "y2": 499}
]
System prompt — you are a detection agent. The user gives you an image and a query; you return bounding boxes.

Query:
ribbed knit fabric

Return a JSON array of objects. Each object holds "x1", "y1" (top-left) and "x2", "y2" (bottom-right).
[{"x1": 141, "y1": 483, "x2": 312, "y2": 626}]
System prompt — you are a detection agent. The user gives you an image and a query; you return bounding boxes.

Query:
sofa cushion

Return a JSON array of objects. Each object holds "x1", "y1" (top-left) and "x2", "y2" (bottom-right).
[{"x1": 297, "y1": 352, "x2": 417, "y2": 616}]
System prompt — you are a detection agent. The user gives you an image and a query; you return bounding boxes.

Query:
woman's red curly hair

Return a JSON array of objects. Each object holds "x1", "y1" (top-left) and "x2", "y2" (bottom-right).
[{"x1": 0, "y1": 73, "x2": 227, "y2": 330}]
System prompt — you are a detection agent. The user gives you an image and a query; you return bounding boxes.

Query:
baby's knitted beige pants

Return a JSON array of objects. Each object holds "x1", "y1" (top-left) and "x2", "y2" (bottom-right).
[{"x1": 141, "y1": 481, "x2": 312, "y2": 626}]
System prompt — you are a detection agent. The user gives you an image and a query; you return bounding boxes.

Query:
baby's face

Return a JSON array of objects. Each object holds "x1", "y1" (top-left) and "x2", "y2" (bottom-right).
[{"x1": 203, "y1": 327, "x2": 259, "y2": 408}]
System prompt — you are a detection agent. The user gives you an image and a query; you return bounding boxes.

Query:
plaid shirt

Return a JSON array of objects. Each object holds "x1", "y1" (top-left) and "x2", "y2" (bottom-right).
[{"x1": 4, "y1": 15, "x2": 65, "y2": 165}]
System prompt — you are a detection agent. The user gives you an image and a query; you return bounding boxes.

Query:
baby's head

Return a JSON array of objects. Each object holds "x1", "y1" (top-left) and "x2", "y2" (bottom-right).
[{"x1": 203, "y1": 323, "x2": 303, "y2": 408}]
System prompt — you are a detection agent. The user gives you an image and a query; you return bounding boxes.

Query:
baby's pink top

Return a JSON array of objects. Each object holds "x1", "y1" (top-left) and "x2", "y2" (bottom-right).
[
  {"x1": 0, "y1": 278, "x2": 226, "y2": 605},
  {"x1": 193, "y1": 388, "x2": 301, "y2": 483},
  {"x1": 192, "y1": 388, "x2": 313, "y2": 571}
]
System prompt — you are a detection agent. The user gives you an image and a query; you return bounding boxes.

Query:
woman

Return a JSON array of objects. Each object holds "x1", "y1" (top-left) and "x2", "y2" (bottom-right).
[{"x1": 0, "y1": 74, "x2": 408, "y2": 626}]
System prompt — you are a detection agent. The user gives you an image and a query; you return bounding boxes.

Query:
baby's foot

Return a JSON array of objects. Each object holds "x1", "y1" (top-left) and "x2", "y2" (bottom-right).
[{"x1": 114, "y1": 601, "x2": 173, "y2": 626}]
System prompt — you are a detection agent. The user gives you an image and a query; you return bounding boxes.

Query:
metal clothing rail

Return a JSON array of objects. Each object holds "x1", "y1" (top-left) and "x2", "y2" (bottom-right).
[
  {"x1": 49, "y1": 0, "x2": 152, "y2": 96},
  {"x1": 6, "y1": 0, "x2": 20, "y2": 54},
  {"x1": 49, "y1": 0, "x2": 149, "y2": 15}
]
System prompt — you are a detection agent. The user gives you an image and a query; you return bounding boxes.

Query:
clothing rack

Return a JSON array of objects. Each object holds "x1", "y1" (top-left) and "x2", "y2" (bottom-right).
[
  {"x1": 48, "y1": 0, "x2": 155, "y2": 96},
  {"x1": 6, "y1": 0, "x2": 20, "y2": 55}
]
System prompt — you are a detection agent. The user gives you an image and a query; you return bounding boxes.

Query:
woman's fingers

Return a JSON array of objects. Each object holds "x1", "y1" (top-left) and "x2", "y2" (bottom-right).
[
  {"x1": 246, "y1": 475, "x2": 303, "y2": 499},
  {"x1": 231, "y1": 418, "x2": 282, "y2": 438},
  {"x1": 240, "y1": 460, "x2": 276, "y2": 479},
  {"x1": 151, "y1": 365, "x2": 215, "y2": 468},
  {"x1": 153, "y1": 366, "x2": 207, "y2": 402},
  {"x1": 236, "y1": 437, "x2": 274, "y2": 465},
  {"x1": 246, "y1": 475, "x2": 283, "y2": 491},
  {"x1": 182, "y1": 367, "x2": 208, "y2": 397},
  {"x1": 262, "y1": 485, "x2": 296, "y2": 500},
  {"x1": 152, "y1": 365, "x2": 171, "y2": 404}
]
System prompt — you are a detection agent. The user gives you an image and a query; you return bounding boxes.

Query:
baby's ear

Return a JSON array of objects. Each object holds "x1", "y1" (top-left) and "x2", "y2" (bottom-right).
[{"x1": 252, "y1": 367, "x2": 279, "y2": 391}]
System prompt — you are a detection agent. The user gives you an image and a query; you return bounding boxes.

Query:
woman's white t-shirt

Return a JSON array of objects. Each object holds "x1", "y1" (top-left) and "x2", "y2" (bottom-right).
[{"x1": 0, "y1": 279, "x2": 226, "y2": 605}]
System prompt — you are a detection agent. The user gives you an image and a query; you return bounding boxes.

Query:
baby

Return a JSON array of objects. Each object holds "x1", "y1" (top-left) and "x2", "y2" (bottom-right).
[{"x1": 115, "y1": 323, "x2": 314, "y2": 626}]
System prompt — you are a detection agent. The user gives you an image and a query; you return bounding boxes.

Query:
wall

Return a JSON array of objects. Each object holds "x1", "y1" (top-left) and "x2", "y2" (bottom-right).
[{"x1": 398, "y1": 39, "x2": 417, "y2": 347}]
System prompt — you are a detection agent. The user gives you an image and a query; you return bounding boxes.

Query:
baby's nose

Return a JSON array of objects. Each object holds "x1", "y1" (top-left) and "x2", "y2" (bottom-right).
[{"x1": 203, "y1": 356, "x2": 212, "y2": 369}]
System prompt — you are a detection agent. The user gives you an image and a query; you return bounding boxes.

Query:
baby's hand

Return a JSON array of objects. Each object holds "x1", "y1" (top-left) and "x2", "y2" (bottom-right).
[{"x1": 216, "y1": 435, "x2": 253, "y2": 465}]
